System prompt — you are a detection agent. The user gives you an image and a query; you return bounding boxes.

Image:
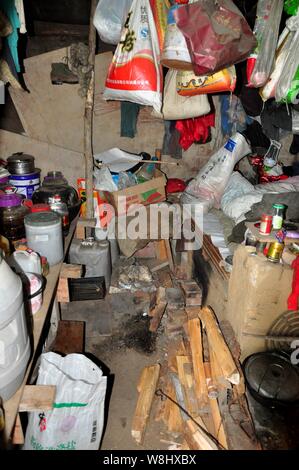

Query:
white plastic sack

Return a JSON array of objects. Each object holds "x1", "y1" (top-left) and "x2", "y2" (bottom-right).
[
  {"x1": 93, "y1": 0, "x2": 133, "y2": 45},
  {"x1": 103, "y1": 0, "x2": 162, "y2": 112},
  {"x1": 24, "y1": 353, "x2": 107, "y2": 450},
  {"x1": 182, "y1": 133, "x2": 251, "y2": 213},
  {"x1": 221, "y1": 172, "x2": 261, "y2": 223}
]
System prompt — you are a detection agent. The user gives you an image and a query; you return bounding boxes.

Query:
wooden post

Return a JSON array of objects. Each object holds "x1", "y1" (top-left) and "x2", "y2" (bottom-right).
[{"x1": 84, "y1": 0, "x2": 97, "y2": 219}]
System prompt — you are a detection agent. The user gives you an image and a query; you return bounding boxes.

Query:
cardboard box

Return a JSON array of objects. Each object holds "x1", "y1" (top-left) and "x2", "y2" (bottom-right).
[{"x1": 103, "y1": 171, "x2": 167, "y2": 215}]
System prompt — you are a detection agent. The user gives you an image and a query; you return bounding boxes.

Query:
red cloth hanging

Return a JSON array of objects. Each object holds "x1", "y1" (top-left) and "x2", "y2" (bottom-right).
[
  {"x1": 287, "y1": 257, "x2": 299, "y2": 311},
  {"x1": 175, "y1": 112, "x2": 215, "y2": 151}
]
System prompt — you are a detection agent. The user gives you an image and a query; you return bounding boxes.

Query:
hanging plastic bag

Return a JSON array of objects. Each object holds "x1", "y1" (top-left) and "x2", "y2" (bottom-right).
[
  {"x1": 162, "y1": 68, "x2": 210, "y2": 120},
  {"x1": 174, "y1": 0, "x2": 256, "y2": 76},
  {"x1": 246, "y1": 0, "x2": 284, "y2": 88},
  {"x1": 161, "y1": 2, "x2": 194, "y2": 70},
  {"x1": 176, "y1": 66, "x2": 236, "y2": 96},
  {"x1": 93, "y1": 0, "x2": 133, "y2": 45},
  {"x1": 276, "y1": 14, "x2": 299, "y2": 102},
  {"x1": 103, "y1": 0, "x2": 163, "y2": 112},
  {"x1": 181, "y1": 133, "x2": 252, "y2": 213},
  {"x1": 24, "y1": 353, "x2": 107, "y2": 450},
  {"x1": 260, "y1": 29, "x2": 293, "y2": 101}
]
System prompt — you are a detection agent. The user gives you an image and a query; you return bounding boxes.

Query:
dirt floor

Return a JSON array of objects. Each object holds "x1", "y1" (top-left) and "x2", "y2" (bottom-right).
[{"x1": 60, "y1": 274, "x2": 299, "y2": 451}]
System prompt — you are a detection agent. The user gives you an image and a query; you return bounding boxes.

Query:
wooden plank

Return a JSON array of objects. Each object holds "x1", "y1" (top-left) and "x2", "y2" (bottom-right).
[
  {"x1": 34, "y1": 21, "x2": 89, "y2": 37},
  {"x1": 204, "y1": 362, "x2": 218, "y2": 399},
  {"x1": 184, "y1": 418, "x2": 219, "y2": 451},
  {"x1": 57, "y1": 277, "x2": 70, "y2": 303},
  {"x1": 60, "y1": 263, "x2": 82, "y2": 279},
  {"x1": 209, "y1": 398, "x2": 228, "y2": 450},
  {"x1": 181, "y1": 281, "x2": 202, "y2": 307},
  {"x1": 167, "y1": 381, "x2": 183, "y2": 434},
  {"x1": 199, "y1": 307, "x2": 240, "y2": 385},
  {"x1": 155, "y1": 240, "x2": 168, "y2": 261},
  {"x1": 51, "y1": 320, "x2": 85, "y2": 355},
  {"x1": 209, "y1": 348, "x2": 228, "y2": 392},
  {"x1": 132, "y1": 365, "x2": 160, "y2": 445},
  {"x1": 188, "y1": 318, "x2": 209, "y2": 408},
  {"x1": 149, "y1": 301, "x2": 167, "y2": 332},
  {"x1": 75, "y1": 217, "x2": 96, "y2": 239},
  {"x1": 149, "y1": 287, "x2": 167, "y2": 332},
  {"x1": 176, "y1": 356, "x2": 198, "y2": 417},
  {"x1": 19, "y1": 386, "x2": 56, "y2": 412},
  {"x1": 12, "y1": 414, "x2": 24, "y2": 446}
]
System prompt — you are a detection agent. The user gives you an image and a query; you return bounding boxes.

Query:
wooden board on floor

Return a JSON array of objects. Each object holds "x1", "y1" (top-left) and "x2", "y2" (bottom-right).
[
  {"x1": 132, "y1": 365, "x2": 160, "y2": 445},
  {"x1": 51, "y1": 320, "x2": 85, "y2": 354}
]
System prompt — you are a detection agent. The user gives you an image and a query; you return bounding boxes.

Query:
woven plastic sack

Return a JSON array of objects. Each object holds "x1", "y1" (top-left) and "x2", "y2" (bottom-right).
[
  {"x1": 162, "y1": 69, "x2": 210, "y2": 120},
  {"x1": 181, "y1": 133, "x2": 251, "y2": 213},
  {"x1": 103, "y1": 0, "x2": 162, "y2": 112},
  {"x1": 24, "y1": 353, "x2": 107, "y2": 450}
]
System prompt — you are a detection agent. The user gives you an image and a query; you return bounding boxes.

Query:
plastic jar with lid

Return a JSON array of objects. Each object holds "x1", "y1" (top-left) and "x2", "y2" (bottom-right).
[
  {"x1": 272, "y1": 204, "x2": 285, "y2": 230},
  {"x1": 24, "y1": 212, "x2": 63, "y2": 266}
]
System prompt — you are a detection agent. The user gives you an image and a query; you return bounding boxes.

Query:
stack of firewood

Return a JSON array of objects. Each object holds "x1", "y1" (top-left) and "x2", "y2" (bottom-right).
[{"x1": 131, "y1": 282, "x2": 260, "y2": 450}]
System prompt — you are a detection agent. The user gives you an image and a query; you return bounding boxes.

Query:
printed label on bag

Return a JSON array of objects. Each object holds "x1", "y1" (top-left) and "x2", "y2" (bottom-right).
[
  {"x1": 91, "y1": 420, "x2": 97, "y2": 443},
  {"x1": 224, "y1": 139, "x2": 237, "y2": 152}
]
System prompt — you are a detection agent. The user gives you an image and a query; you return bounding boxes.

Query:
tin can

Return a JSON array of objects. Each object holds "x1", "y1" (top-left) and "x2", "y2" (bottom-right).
[
  {"x1": 259, "y1": 214, "x2": 273, "y2": 235},
  {"x1": 267, "y1": 242, "x2": 284, "y2": 263}
]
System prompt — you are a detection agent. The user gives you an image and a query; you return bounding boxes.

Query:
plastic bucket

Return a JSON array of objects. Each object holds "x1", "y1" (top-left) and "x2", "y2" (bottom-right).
[
  {"x1": 23, "y1": 272, "x2": 46, "y2": 315},
  {"x1": 9, "y1": 169, "x2": 41, "y2": 199}
]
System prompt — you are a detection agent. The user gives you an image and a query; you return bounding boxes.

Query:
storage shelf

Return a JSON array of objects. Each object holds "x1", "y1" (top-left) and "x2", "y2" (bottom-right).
[{"x1": 3, "y1": 217, "x2": 78, "y2": 444}]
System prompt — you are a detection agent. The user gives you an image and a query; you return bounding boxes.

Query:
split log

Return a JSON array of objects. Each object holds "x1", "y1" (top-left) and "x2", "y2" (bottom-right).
[
  {"x1": 132, "y1": 365, "x2": 160, "y2": 445},
  {"x1": 199, "y1": 307, "x2": 240, "y2": 385},
  {"x1": 188, "y1": 318, "x2": 209, "y2": 407},
  {"x1": 184, "y1": 418, "x2": 219, "y2": 451}
]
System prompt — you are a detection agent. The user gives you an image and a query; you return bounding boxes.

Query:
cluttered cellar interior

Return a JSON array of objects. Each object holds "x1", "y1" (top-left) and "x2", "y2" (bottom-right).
[{"x1": 1, "y1": 0, "x2": 299, "y2": 455}]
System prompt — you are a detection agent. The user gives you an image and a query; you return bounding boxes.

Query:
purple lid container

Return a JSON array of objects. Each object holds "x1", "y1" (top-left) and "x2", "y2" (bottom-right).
[{"x1": 0, "y1": 191, "x2": 23, "y2": 207}]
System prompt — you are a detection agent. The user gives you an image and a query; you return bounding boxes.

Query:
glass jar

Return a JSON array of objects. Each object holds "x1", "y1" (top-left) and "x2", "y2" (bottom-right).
[
  {"x1": 49, "y1": 196, "x2": 70, "y2": 235},
  {"x1": 259, "y1": 214, "x2": 273, "y2": 235},
  {"x1": 272, "y1": 204, "x2": 285, "y2": 230},
  {"x1": 0, "y1": 189, "x2": 29, "y2": 241}
]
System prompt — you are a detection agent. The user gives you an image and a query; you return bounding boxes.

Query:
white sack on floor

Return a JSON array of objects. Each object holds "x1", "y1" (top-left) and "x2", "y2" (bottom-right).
[
  {"x1": 181, "y1": 133, "x2": 251, "y2": 213},
  {"x1": 221, "y1": 174, "x2": 299, "y2": 224},
  {"x1": 24, "y1": 353, "x2": 107, "y2": 450}
]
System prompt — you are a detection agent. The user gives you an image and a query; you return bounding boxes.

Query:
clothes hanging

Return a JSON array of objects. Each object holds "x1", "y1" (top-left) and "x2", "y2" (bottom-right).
[
  {"x1": 120, "y1": 101, "x2": 141, "y2": 138},
  {"x1": 14, "y1": 0, "x2": 26, "y2": 34},
  {"x1": 1, "y1": 0, "x2": 21, "y2": 72}
]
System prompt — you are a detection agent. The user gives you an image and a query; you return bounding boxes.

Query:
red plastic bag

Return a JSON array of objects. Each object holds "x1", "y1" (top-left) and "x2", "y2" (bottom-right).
[{"x1": 174, "y1": 0, "x2": 256, "y2": 76}]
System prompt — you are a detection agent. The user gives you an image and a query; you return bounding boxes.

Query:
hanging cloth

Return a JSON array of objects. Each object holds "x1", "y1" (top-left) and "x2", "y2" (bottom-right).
[
  {"x1": 1, "y1": 0, "x2": 21, "y2": 72},
  {"x1": 15, "y1": 0, "x2": 26, "y2": 34}
]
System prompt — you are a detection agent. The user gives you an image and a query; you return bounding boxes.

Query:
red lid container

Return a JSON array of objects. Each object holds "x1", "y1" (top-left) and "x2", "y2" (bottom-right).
[{"x1": 31, "y1": 203, "x2": 51, "y2": 213}]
